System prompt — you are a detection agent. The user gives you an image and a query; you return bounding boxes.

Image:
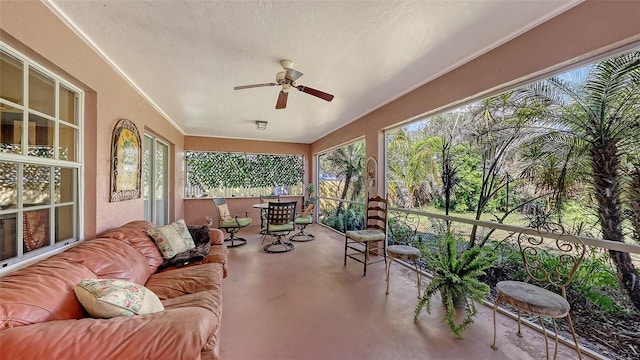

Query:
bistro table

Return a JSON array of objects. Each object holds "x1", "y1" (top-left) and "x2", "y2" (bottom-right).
[{"x1": 252, "y1": 203, "x2": 270, "y2": 234}]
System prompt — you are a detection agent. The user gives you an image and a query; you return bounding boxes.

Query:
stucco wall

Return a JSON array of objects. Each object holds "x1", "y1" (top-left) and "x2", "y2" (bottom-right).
[{"x1": 0, "y1": 1, "x2": 186, "y2": 237}]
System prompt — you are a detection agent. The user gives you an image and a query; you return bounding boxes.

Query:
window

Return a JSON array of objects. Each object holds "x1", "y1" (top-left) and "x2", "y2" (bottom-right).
[
  {"x1": 186, "y1": 151, "x2": 303, "y2": 197},
  {"x1": 316, "y1": 140, "x2": 366, "y2": 232},
  {"x1": 0, "y1": 43, "x2": 83, "y2": 268},
  {"x1": 317, "y1": 140, "x2": 365, "y2": 202}
]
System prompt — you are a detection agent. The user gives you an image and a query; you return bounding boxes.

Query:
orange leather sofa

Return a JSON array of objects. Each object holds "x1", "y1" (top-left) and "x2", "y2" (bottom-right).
[{"x1": 0, "y1": 220, "x2": 228, "y2": 360}]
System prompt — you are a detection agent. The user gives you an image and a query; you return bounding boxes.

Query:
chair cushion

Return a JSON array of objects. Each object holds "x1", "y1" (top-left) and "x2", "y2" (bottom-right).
[
  {"x1": 74, "y1": 279, "x2": 164, "y2": 318},
  {"x1": 495, "y1": 280, "x2": 570, "y2": 317},
  {"x1": 346, "y1": 229, "x2": 385, "y2": 242},
  {"x1": 146, "y1": 219, "x2": 196, "y2": 259},
  {"x1": 387, "y1": 245, "x2": 420, "y2": 260},
  {"x1": 294, "y1": 216, "x2": 312, "y2": 225},
  {"x1": 220, "y1": 217, "x2": 252, "y2": 228},
  {"x1": 268, "y1": 223, "x2": 294, "y2": 232}
]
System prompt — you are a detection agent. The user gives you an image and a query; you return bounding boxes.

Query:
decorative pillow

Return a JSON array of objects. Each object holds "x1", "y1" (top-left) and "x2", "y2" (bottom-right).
[
  {"x1": 146, "y1": 219, "x2": 196, "y2": 259},
  {"x1": 157, "y1": 226, "x2": 212, "y2": 270},
  {"x1": 74, "y1": 279, "x2": 164, "y2": 318},
  {"x1": 217, "y1": 203, "x2": 233, "y2": 221}
]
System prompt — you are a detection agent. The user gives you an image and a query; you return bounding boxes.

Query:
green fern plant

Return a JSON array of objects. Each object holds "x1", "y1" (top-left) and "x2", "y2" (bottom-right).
[{"x1": 414, "y1": 233, "x2": 497, "y2": 339}]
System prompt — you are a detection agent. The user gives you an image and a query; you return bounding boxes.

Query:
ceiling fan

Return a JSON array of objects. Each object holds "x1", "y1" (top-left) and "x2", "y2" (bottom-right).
[{"x1": 233, "y1": 59, "x2": 334, "y2": 109}]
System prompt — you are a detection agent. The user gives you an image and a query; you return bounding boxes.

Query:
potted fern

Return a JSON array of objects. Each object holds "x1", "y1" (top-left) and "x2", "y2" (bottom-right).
[{"x1": 414, "y1": 233, "x2": 496, "y2": 339}]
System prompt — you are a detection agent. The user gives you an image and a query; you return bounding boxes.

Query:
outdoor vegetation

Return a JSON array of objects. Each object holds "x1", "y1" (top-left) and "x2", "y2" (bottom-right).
[
  {"x1": 185, "y1": 151, "x2": 304, "y2": 197},
  {"x1": 318, "y1": 50, "x2": 640, "y2": 358}
]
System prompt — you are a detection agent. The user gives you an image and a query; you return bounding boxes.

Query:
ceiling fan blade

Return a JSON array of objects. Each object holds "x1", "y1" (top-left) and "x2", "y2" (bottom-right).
[
  {"x1": 295, "y1": 85, "x2": 334, "y2": 102},
  {"x1": 285, "y1": 68, "x2": 303, "y2": 81},
  {"x1": 234, "y1": 82, "x2": 278, "y2": 90},
  {"x1": 275, "y1": 90, "x2": 288, "y2": 109}
]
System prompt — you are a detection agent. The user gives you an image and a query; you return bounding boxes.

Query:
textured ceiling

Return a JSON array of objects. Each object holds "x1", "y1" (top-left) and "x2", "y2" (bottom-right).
[{"x1": 46, "y1": 0, "x2": 581, "y2": 143}]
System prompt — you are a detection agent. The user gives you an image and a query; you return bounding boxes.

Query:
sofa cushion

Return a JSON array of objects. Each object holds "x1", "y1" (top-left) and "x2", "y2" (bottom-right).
[
  {"x1": 57, "y1": 238, "x2": 152, "y2": 284},
  {"x1": 74, "y1": 279, "x2": 164, "y2": 318},
  {"x1": 99, "y1": 220, "x2": 165, "y2": 273},
  {"x1": 147, "y1": 219, "x2": 196, "y2": 259},
  {"x1": 146, "y1": 263, "x2": 224, "y2": 300},
  {"x1": 0, "y1": 307, "x2": 220, "y2": 360},
  {"x1": 0, "y1": 258, "x2": 98, "y2": 328}
]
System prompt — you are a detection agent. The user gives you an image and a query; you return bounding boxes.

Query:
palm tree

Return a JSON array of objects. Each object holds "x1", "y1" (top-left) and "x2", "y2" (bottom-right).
[
  {"x1": 519, "y1": 133, "x2": 590, "y2": 218},
  {"x1": 528, "y1": 51, "x2": 640, "y2": 309},
  {"x1": 320, "y1": 141, "x2": 365, "y2": 215},
  {"x1": 467, "y1": 93, "x2": 548, "y2": 247},
  {"x1": 387, "y1": 129, "x2": 439, "y2": 208},
  {"x1": 626, "y1": 162, "x2": 640, "y2": 244},
  {"x1": 624, "y1": 142, "x2": 640, "y2": 245}
]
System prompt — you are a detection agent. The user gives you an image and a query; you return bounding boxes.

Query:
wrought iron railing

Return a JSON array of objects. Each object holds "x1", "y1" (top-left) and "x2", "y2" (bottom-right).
[
  {"x1": 317, "y1": 195, "x2": 640, "y2": 359},
  {"x1": 317, "y1": 196, "x2": 640, "y2": 255}
]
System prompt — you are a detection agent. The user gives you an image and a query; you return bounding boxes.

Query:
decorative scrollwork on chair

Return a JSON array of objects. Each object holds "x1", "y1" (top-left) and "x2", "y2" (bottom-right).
[{"x1": 491, "y1": 223, "x2": 586, "y2": 360}]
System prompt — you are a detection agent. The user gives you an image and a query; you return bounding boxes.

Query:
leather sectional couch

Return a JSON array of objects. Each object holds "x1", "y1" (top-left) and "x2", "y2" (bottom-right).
[{"x1": 0, "y1": 220, "x2": 228, "y2": 360}]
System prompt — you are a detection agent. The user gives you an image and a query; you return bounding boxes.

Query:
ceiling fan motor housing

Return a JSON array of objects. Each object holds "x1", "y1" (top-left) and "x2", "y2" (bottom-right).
[{"x1": 280, "y1": 59, "x2": 294, "y2": 69}]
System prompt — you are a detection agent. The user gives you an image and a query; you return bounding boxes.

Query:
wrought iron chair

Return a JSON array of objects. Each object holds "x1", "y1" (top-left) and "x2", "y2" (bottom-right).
[
  {"x1": 344, "y1": 194, "x2": 388, "y2": 276},
  {"x1": 263, "y1": 201, "x2": 297, "y2": 253},
  {"x1": 212, "y1": 198, "x2": 252, "y2": 247},
  {"x1": 386, "y1": 212, "x2": 421, "y2": 298},
  {"x1": 259, "y1": 195, "x2": 280, "y2": 229},
  {"x1": 290, "y1": 203, "x2": 315, "y2": 242},
  {"x1": 491, "y1": 223, "x2": 586, "y2": 360}
]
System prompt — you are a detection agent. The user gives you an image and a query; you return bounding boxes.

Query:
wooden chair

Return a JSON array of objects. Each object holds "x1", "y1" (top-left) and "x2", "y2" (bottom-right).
[
  {"x1": 491, "y1": 223, "x2": 586, "y2": 359},
  {"x1": 290, "y1": 203, "x2": 315, "y2": 242},
  {"x1": 212, "y1": 198, "x2": 252, "y2": 247},
  {"x1": 263, "y1": 201, "x2": 297, "y2": 253},
  {"x1": 344, "y1": 194, "x2": 388, "y2": 276}
]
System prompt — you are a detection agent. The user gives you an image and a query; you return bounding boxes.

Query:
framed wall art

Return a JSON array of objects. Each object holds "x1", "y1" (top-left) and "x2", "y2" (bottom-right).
[
  {"x1": 366, "y1": 156, "x2": 377, "y2": 189},
  {"x1": 110, "y1": 119, "x2": 142, "y2": 202}
]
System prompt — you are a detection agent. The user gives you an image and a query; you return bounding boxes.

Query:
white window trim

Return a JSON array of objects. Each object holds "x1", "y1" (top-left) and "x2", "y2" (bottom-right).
[{"x1": 0, "y1": 41, "x2": 84, "y2": 273}]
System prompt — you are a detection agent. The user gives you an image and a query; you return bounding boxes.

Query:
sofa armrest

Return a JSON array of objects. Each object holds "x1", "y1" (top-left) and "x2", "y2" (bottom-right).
[
  {"x1": 209, "y1": 228, "x2": 224, "y2": 245},
  {"x1": 0, "y1": 307, "x2": 219, "y2": 360}
]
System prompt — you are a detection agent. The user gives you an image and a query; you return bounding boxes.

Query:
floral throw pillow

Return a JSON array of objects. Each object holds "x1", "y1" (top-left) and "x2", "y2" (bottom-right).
[
  {"x1": 146, "y1": 219, "x2": 196, "y2": 259},
  {"x1": 74, "y1": 279, "x2": 164, "y2": 318}
]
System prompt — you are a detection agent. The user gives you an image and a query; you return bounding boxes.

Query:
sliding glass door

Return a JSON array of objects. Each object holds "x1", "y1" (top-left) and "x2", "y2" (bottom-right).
[{"x1": 143, "y1": 134, "x2": 169, "y2": 225}]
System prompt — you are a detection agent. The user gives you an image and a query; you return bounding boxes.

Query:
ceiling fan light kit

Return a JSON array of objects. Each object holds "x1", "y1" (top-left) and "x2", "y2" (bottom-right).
[{"x1": 234, "y1": 59, "x2": 334, "y2": 109}]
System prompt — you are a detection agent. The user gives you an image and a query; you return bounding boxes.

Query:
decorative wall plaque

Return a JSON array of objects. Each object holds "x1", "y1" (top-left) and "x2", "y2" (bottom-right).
[{"x1": 110, "y1": 119, "x2": 142, "y2": 202}]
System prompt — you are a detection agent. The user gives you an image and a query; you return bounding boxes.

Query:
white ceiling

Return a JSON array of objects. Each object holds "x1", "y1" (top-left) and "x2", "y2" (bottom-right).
[{"x1": 46, "y1": 0, "x2": 581, "y2": 144}]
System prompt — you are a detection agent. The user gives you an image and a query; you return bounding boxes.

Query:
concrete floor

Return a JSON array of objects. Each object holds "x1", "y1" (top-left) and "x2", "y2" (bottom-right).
[{"x1": 219, "y1": 224, "x2": 590, "y2": 360}]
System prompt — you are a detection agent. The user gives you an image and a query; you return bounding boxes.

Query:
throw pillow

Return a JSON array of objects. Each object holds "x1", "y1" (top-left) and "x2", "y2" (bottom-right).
[
  {"x1": 157, "y1": 226, "x2": 212, "y2": 270},
  {"x1": 217, "y1": 203, "x2": 233, "y2": 221},
  {"x1": 74, "y1": 279, "x2": 164, "y2": 318},
  {"x1": 146, "y1": 219, "x2": 196, "y2": 259}
]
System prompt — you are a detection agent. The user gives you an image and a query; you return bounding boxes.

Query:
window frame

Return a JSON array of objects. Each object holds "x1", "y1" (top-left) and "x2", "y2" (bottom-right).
[{"x1": 0, "y1": 42, "x2": 84, "y2": 271}]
